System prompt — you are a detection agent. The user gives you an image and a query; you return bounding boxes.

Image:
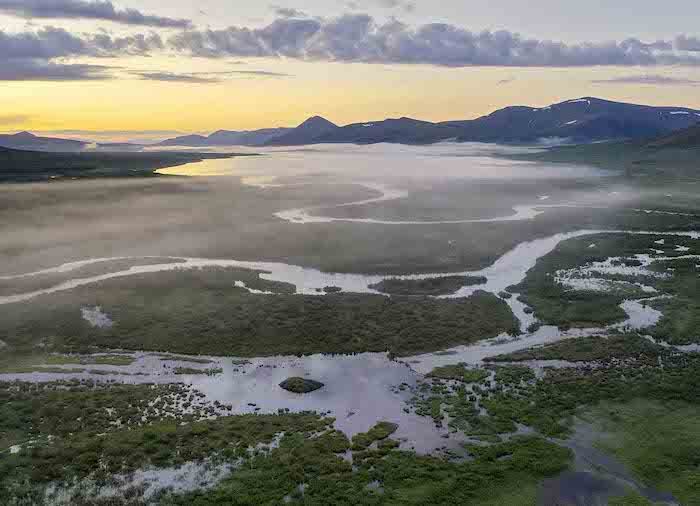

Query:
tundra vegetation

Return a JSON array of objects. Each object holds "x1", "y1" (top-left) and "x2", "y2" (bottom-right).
[
  {"x1": 0, "y1": 268, "x2": 519, "y2": 358},
  {"x1": 510, "y1": 233, "x2": 700, "y2": 337},
  {"x1": 368, "y1": 275, "x2": 487, "y2": 296}
]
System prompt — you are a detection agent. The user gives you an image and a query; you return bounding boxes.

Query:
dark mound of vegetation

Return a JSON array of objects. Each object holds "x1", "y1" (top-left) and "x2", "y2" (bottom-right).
[
  {"x1": 369, "y1": 275, "x2": 487, "y2": 296},
  {"x1": 279, "y1": 377, "x2": 324, "y2": 394},
  {"x1": 323, "y1": 286, "x2": 342, "y2": 293}
]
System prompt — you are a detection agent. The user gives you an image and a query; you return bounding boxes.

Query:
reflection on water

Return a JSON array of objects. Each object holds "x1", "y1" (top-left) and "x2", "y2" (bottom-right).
[{"x1": 0, "y1": 351, "x2": 455, "y2": 454}]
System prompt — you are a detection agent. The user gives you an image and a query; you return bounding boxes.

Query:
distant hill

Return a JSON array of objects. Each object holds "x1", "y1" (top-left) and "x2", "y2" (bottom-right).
[
  {"x1": 157, "y1": 134, "x2": 210, "y2": 147},
  {"x1": 0, "y1": 132, "x2": 88, "y2": 152},
  {"x1": 207, "y1": 128, "x2": 292, "y2": 146},
  {"x1": 264, "y1": 116, "x2": 338, "y2": 146},
  {"x1": 314, "y1": 117, "x2": 457, "y2": 145},
  {"x1": 503, "y1": 119, "x2": 700, "y2": 182},
  {"x1": 156, "y1": 128, "x2": 292, "y2": 147},
  {"x1": 448, "y1": 97, "x2": 700, "y2": 144},
  {"x1": 643, "y1": 122, "x2": 700, "y2": 149}
]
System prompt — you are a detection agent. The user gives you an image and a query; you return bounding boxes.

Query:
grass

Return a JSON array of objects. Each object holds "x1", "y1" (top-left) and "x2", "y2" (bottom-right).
[
  {"x1": 0, "y1": 268, "x2": 519, "y2": 358},
  {"x1": 583, "y1": 400, "x2": 700, "y2": 505},
  {"x1": 369, "y1": 276, "x2": 487, "y2": 296},
  {"x1": 162, "y1": 433, "x2": 569, "y2": 506}
]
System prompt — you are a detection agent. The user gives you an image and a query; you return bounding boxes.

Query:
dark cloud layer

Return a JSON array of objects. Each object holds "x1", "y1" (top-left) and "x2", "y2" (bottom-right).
[
  {"x1": 592, "y1": 74, "x2": 700, "y2": 86},
  {"x1": 0, "y1": 60, "x2": 110, "y2": 81},
  {"x1": 0, "y1": 0, "x2": 192, "y2": 28},
  {"x1": 270, "y1": 5, "x2": 308, "y2": 18},
  {"x1": 3, "y1": 14, "x2": 700, "y2": 82},
  {"x1": 0, "y1": 26, "x2": 163, "y2": 81},
  {"x1": 0, "y1": 26, "x2": 162, "y2": 60},
  {"x1": 133, "y1": 71, "x2": 222, "y2": 83},
  {"x1": 170, "y1": 14, "x2": 700, "y2": 67},
  {"x1": 133, "y1": 69, "x2": 291, "y2": 83}
]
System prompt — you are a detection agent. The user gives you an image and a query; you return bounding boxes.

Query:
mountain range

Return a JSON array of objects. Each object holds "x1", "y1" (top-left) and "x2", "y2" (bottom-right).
[
  {"x1": 156, "y1": 127, "x2": 292, "y2": 147},
  {"x1": 2, "y1": 97, "x2": 699, "y2": 152},
  {"x1": 0, "y1": 132, "x2": 88, "y2": 152},
  {"x1": 129, "y1": 97, "x2": 700, "y2": 147}
]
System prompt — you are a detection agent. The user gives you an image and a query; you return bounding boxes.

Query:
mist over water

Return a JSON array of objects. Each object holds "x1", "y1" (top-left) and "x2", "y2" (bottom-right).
[{"x1": 155, "y1": 142, "x2": 605, "y2": 181}]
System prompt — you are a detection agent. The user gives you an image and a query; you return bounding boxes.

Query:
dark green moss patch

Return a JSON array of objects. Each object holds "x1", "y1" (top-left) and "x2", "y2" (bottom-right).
[
  {"x1": 279, "y1": 377, "x2": 325, "y2": 394},
  {"x1": 369, "y1": 275, "x2": 487, "y2": 296},
  {"x1": 351, "y1": 422, "x2": 399, "y2": 451}
]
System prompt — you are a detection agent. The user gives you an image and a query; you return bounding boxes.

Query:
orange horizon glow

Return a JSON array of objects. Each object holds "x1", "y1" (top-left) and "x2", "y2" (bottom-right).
[{"x1": 2, "y1": 60, "x2": 700, "y2": 141}]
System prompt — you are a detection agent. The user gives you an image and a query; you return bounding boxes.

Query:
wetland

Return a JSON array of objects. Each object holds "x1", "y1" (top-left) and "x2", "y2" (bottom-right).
[{"x1": 1, "y1": 143, "x2": 699, "y2": 505}]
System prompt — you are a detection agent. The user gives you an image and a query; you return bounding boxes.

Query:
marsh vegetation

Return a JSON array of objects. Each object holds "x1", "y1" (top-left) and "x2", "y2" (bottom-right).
[
  {"x1": 0, "y1": 268, "x2": 519, "y2": 358},
  {"x1": 369, "y1": 275, "x2": 487, "y2": 295}
]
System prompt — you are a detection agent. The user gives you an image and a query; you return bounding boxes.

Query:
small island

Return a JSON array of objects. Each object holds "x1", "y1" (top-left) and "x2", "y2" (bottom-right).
[
  {"x1": 369, "y1": 275, "x2": 487, "y2": 296},
  {"x1": 279, "y1": 377, "x2": 325, "y2": 394}
]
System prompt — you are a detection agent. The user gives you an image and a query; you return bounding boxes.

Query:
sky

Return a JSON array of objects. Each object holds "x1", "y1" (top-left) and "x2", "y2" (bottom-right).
[{"x1": 0, "y1": 0, "x2": 699, "y2": 141}]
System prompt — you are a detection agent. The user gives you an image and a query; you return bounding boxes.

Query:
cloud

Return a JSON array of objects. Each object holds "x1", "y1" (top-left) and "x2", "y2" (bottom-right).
[
  {"x1": 169, "y1": 14, "x2": 700, "y2": 67},
  {"x1": 0, "y1": 60, "x2": 110, "y2": 81},
  {"x1": 0, "y1": 114, "x2": 31, "y2": 126},
  {"x1": 376, "y1": 0, "x2": 415, "y2": 13},
  {"x1": 0, "y1": 0, "x2": 192, "y2": 28},
  {"x1": 676, "y1": 35, "x2": 700, "y2": 52},
  {"x1": 270, "y1": 5, "x2": 308, "y2": 18},
  {"x1": 224, "y1": 70, "x2": 290, "y2": 77},
  {"x1": 0, "y1": 26, "x2": 162, "y2": 60},
  {"x1": 132, "y1": 69, "x2": 290, "y2": 83},
  {"x1": 0, "y1": 26, "x2": 162, "y2": 81},
  {"x1": 133, "y1": 71, "x2": 222, "y2": 83},
  {"x1": 591, "y1": 74, "x2": 700, "y2": 85}
]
